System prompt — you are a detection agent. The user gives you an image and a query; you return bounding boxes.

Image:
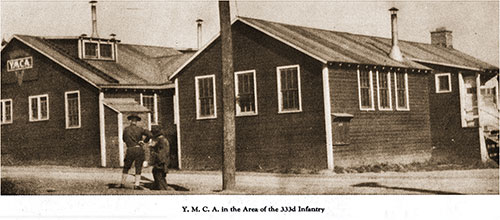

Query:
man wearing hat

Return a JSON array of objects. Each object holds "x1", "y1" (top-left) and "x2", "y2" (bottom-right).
[
  {"x1": 149, "y1": 125, "x2": 170, "y2": 190},
  {"x1": 120, "y1": 114, "x2": 152, "y2": 190}
]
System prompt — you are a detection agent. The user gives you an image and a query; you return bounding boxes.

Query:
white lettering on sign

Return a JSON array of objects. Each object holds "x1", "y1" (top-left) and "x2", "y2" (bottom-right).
[{"x1": 7, "y1": 57, "x2": 33, "y2": 72}]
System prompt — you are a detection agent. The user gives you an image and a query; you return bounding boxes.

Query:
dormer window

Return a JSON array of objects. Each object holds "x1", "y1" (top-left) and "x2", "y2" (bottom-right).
[{"x1": 80, "y1": 38, "x2": 116, "y2": 61}]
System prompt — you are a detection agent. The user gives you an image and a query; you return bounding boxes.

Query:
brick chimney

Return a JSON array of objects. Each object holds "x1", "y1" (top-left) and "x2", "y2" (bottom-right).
[{"x1": 431, "y1": 27, "x2": 453, "y2": 48}]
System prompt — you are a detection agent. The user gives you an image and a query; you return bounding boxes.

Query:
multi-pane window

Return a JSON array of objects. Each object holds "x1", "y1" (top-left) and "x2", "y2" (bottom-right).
[
  {"x1": 357, "y1": 70, "x2": 374, "y2": 110},
  {"x1": 29, "y1": 94, "x2": 49, "y2": 121},
  {"x1": 141, "y1": 93, "x2": 158, "y2": 124},
  {"x1": 195, "y1": 75, "x2": 216, "y2": 119},
  {"x1": 394, "y1": 72, "x2": 409, "y2": 110},
  {"x1": 82, "y1": 40, "x2": 114, "y2": 60},
  {"x1": 277, "y1": 65, "x2": 302, "y2": 113},
  {"x1": 1, "y1": 99, "x2": 13, "y2": 124},
  {"x1": 377, "y1": 71, "x2": 392, "y2": 110},
  {"x1": 84, "y1": 42, "x2": 98, "y2": 58},
  {"x1": 435, "y1": 73, "x2": 452, "y2": 93},
  {"x1": 100, "y1": 43, "x2": 113, "y2": 58},
  {"x1": 235, "y1": 70, "x2": 258, "y2": 116},
  {"x1": 65, "y1": 91, "x2": 80, "y2": 128}
]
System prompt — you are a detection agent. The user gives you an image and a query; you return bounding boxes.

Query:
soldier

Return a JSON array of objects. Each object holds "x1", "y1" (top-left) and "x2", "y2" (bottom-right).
[
  {"x1": 150, "y1": 125, "x2": 170, "y2": 190},
  {"x1": 120, "y1": 114, "x2": 152, "y2": 190}
]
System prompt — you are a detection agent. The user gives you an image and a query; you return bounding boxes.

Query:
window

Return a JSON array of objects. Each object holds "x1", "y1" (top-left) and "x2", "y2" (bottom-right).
[
  {"x1": 141, "y1": 93, "x2": 158, "y2": 125},
  {"x1": 65, "y1": 91, "x2": 81, "y2": 128},
  {"x1": 84, "y1": 42, "x2": 98, "y2": 58},
  {"x1": 357, "y1": 69, "x2": 374, "y2": 110},
  {"x1": 1, "y1": 99, "x2": 13, "y2": 124},
  {"x1": 195, "y1": 75, "x2": 217, "y2": 119},
  {"x1": 235, "y1": 70, "x2": 258, "y2": 116},
  {"x1": 82, "y1": 40, "x2": 115, "y2": 60},
  {"x1": 377, "y1": 71, "x2": 392, "y2": 110},
  {"x1": 394, "y1": 72, "x2": 409, "y2": 110},
  {"x1": 100, "y1": 43, "x2": 113, "y2": 58},
  {"x1": 277, "y1": 65, "x2": 302, "y2": 113},
  {"x1": 435, "y1": 73, "x2": 452, "y2": 93},
  {"x1": 29, "y1": 94, "x2": 49, "y2": 121}
]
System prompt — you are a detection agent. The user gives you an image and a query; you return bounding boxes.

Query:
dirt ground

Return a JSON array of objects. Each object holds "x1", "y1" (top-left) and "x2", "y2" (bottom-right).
[{"x1": 1, "y1": 165, "x2": 498, "y2": 195}]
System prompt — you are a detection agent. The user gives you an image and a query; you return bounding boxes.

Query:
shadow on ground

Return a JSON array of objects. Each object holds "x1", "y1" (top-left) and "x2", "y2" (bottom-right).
[{"x1": 352, "y1": 182, "x2": 462, "y2": 195}]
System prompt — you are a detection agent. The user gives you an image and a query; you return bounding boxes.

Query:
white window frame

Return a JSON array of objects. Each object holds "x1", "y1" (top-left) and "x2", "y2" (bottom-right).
[
  {"x1": 235, "y1": 70, "x2": 258, "y2": 116},
  {"x1": 140, "y1": 93, "x2": 158, "y2": 125},
  {"x1": 1, "y1": 99, "x2": 13, "y2": 124},
  {"x1": 357, "y1": 69, "x2": 375, "y2": 111},
  {"x1": 276, "y1": 64, "x2": 302, "y2": 114},
  {"x1": 195, "y1": 75, "x2": 217, "y2": 120},
  {"x1": 376, "y1": 71, "x2": 393, "y2": 111},
  {"x1": 81, "y1": 39, "x2": 115, "y2": 60},
  {"x1": 65, "y1": 90, "x2": 81, "y2": 129},
  {"x1": 28, "y1": 94, "x2": 49, "y2": 122},
  {"x1": 394, "y1": 72, "x2": 410, "y2": 111},
  {"x1": 435, "y1": 73, "x2": 452, "y2": 93}
]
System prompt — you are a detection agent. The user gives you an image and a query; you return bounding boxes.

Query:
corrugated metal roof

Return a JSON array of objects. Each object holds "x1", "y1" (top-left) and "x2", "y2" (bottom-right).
[
  {"x1": 11, "y1": 35, "x2": 196, "y2": 87},
  {"x1": 238, "y1": 17, "x2": 498, "y2": 71},
  {"x1": 103, "y1": 98, "x2": 150, "y2": 112}
]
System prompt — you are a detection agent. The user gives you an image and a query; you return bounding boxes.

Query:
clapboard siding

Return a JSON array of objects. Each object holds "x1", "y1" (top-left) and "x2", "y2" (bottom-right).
[
  {"x1": 427, "y1": 66, "x2": 480, "y2": 163},
  {"x1": 177, "y1": 22, "x2": 327, "y2": 170},
  {"x1": 1, "y1": 39, "x2": 101, "y2": 166},
  {"x1": 329, "y1": 67, "x2": 432, "y2": 167}
]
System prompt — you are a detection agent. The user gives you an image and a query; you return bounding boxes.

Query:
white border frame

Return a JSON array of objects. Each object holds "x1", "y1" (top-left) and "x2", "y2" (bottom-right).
[
  {"x1": 195, "y1": 74, "x2": 217, "y2": 120},
  {"x1": 0, "y1": 99, "x2": 13, "y2": 124},
  {"x1": 376, "y1": 71, "x2": 393, "y2": 111},
  {"x1": 276, "y1": 64, "x2": 302, "y2": 114},
  {"x1": 435, "y1": 73, "x2": 452, "y2": 93},
  {"x1": 357, "y1": 69, "x2": 375, "y2": 111},
  {"x1": 28, "y1": 94, "x2": 49, "y2": 122},
  {"x1": 394, "y1": 72, "x2": 410, "y2": 111},
  {"x1": 64, "y1": 90, "x2": 81, "y2": 129},
  {"x1": 140, "y1": 93, "x2": 159, "y2": 125},
  {"x1": 234, "y1": 69, "x2": 258, "y2": 116}
]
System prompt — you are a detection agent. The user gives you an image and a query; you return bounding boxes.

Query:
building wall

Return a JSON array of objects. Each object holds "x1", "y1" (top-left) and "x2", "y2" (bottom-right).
[
  {"x1": 1, "y1": 39, "x2": 101, "y2": 166},
  {"x1": 329, "y1": 67, "x2": 433, "y2": 167},
  {"x1": 426, "y1": 65, "x2": 480, "y2": 163},
  {"x1": 176, "y1": 22, "x2": 327, "y2": 171}
]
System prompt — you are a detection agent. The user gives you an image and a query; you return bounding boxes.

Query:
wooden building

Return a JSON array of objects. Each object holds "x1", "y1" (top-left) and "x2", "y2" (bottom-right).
[
  {"x1": 1, "y1": 34, "x2": 194, "y2": 167},
  {"x1": 170, "y1": 15, "x2": 498, "y2": 171}
]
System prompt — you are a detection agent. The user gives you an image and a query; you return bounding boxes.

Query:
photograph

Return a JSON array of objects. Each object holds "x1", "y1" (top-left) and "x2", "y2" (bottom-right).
[{"x1": 1, "y1": 0, "x2": 499, "y2": 218}]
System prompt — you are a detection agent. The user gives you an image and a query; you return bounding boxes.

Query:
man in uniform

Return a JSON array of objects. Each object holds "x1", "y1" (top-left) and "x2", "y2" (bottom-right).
[
  {"x1": 120, "y1": 114, "x2": 152, "y2": 190},
  {"x1": 150, "y1": 125, "x2": 171, "y2": 190}
]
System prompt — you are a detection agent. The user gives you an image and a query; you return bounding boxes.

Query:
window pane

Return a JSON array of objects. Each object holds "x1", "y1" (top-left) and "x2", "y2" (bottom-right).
[
  {"x1": 31, "y1": 97, "x2": 38, "y2": 119},
  {"x1": 40, "y1": 96, "x2": 48, "y2": 119},
  {"x1": 100, "y1": 44, "x2": 112, "y2": 58},
  {"x1": 142, "y1": 95, "x2": 156, "y2": 124},
  {"x1": 379, "y1": 72, "x2": 390, "y2": 108},
  {"x1": 438, "y1": 75, "x2": 450, "y2": 91},
  {"x1": 0, "y1": 102, "x2": 3, "y2": 122},
  {"x1": 198, "y1": 77, "x2": 215, "y2": 117},
  {"x1": 280, "y1": 67, "x2": 299, "y2": 111},
  {"x1": 67, "y1": 93, "x2": 79, "y2": 127},
  {"x1": 84, "y1": 42, "x2": 98, "y2": 57},
  {"x1": 5, "y1": 101, "x2": 12, "y2": 121},
  {"x1": 396, "y1": 73, "x2": 407, "y2": 109},
  {"x1": 237, "y1": 72, "x2": 255, "y2": 113},
  {"x1": 359, "y1": 71, "x2": 372, "y2": 108}
]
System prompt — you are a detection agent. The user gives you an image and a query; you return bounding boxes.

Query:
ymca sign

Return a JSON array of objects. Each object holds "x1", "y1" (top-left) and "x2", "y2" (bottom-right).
[{"x1": 7, "y1": 57, "x2": 33, "y2": 72}]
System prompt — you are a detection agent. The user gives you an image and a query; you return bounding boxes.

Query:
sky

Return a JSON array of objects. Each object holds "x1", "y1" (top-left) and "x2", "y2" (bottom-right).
[{"x1": 1, "y1": 0, "x2": 498, "y2": 66}]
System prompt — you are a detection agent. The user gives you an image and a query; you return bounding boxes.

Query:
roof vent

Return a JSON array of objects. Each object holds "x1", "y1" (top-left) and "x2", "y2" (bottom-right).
[
  {"x1": 90, "y1": 1, "x2": 99, "y2": 38},
  {"x1": 388, "y1": 7, "x2": 403, "y2": 62},
  {"x1": 196, "y1": 19, "x2": 204, "y2": 49}
]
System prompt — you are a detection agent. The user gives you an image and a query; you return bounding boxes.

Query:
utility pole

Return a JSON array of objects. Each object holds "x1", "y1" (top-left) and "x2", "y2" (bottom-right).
[{"x1": 218, "y1": 0, "x2": 236, "y2": 190}]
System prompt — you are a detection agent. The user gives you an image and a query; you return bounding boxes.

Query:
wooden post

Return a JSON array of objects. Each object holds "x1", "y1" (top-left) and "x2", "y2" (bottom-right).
[{"x1": 219, "y1": 0, "x2": 236, "y2": 190}]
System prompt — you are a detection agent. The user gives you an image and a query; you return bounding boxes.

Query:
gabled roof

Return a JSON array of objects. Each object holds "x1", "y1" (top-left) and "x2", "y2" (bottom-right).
[
  {"x1": 170, "y1": 16, "x2": 498, "y2": 80},
  {"x1": 5, "y1": 35, "x2": 196, "y2": 89},
  {"x1": 103, "y1": 98, "x2": 150, "y2": 113}
]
